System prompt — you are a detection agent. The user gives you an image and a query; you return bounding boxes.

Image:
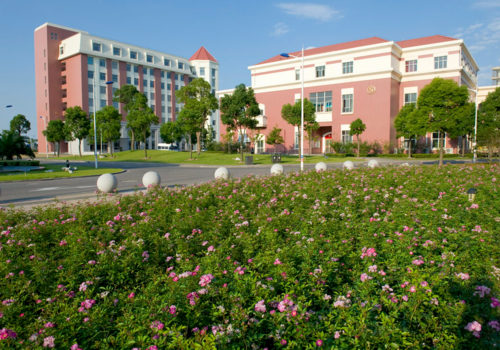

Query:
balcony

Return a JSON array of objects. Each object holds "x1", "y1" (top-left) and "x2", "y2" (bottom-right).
[
  {"x1": 255, "y1": 115, "x2": 267, "y2": 127},
  {"x1": 316, "y1": 112, "x2": 333, "y2": 123}
]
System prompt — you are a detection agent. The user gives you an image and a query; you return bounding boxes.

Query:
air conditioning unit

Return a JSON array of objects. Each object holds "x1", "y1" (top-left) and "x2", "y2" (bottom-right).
[{"x1": 445, "y1": 148, "x2": 453, "y2": 154}]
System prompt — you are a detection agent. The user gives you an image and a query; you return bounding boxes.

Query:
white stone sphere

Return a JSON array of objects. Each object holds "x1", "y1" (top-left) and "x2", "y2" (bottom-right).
[
  {"x1": 315, "y1": 162, "x2": 327, "y2": 172},
  {"x1": 215, "y1": 167, "x2": 230, "y2": 180},
  {"x1": 343, "y1": 160, "x2": 354, "y2": 170},
  {"x1": 271, "y1": 164, "x2": 284, "y2": 175},
  {"x1": 97, "y1": 173, "x2": 118, "y2": 193},
  {"x1": 400, "y1": 163, "x2": 410, "y2": 167},
  {"x1": 142, "y1": 171, "x2": 161, "y2": 188},
  {"x1": 368, "y1": 159, "x2": 379, "y2": 168}
]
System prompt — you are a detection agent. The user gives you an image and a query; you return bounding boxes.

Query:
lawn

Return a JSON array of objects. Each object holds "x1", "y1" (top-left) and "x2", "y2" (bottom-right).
[
  {"x1": 0, "y1": 164, "x2": 499, "y2": 349},
  {"x1": 0, "y1": 164, "x2": 123, "y2": 182},
  {"x1": 45, "y1": 150, "x2": 362, "y2": 165}
]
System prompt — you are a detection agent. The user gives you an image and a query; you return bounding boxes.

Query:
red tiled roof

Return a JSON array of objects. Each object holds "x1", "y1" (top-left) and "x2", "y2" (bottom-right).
[
  {"x1": 189, "y1": 46, "x2": 218, "y2": 62},
  {"x1": 254, "y1": 37, "x2": 389, "y2": 66},
  {"x1": 396, "y1": 35, "x2": 457, "y2": 48}
]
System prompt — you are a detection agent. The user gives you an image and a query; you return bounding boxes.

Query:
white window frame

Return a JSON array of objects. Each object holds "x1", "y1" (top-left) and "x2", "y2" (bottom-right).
[
  {"x1": 315, "y1": 65, "x2": 325, "y2": 78},
  {"x1": 163, "y1": 58, "x2": 170, "y2": 66},
  {"x1": 434, "y1": 56, "x2": 447, "y2": 69},
  {"x1": 146, "y1": 54, "x2": 154, "y2": 63},
  {"x1": 200, "y1": 67, "x2": 205, "y2": 76},
  {"x1": 295, "y1": 69, "x2": 300, "y2": 81},
  {"x1": 404, "y1": 92, "x2": 417, "y2": 106},
  {"x1": 256, "y1": 136, "x2": 265, "y2": 154},
  {"x1": 342, "y1": 61, "x2": 353, "y2": 74},
  {"x1": 341, "y1": 88, "x2": 354, "y2": 114},
  {"x1": 112, "y1": 46, "x2": 122, "y2": 57},
  {"x1": 130, "y1": 50, "x2": 138, "y2": 60},
  {"x1": 431, "y1": 132, "x2": 446, "y2": 149},
  {"x1": 341, "y1": 124, "x2": 352, "y2": 144},
  {"x1": 405, "y1": 59, "x2": 417, "y2": 72},
  {"x1": 92, "y1": 42, "x2": 102, "y2": 53},
  {"x1": 310, "y1": 91, "x2": 332, "y2": 112}
]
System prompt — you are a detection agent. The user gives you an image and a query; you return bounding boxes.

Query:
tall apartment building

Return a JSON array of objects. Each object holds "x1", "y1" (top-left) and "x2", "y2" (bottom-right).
[
  {"x1": 218, "y1": 35, "x2": 479, "y2": 154},
  {"x1": 492, "y1": 67, "x2": 500, "y2": 86},
  {"x1": 35, "y1": 23, "x2": 219, "y2": 155}
]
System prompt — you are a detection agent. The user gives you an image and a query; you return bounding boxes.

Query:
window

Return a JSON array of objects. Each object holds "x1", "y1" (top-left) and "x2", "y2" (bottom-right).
[
  {"x1": 45, "y1": 89, "x2": 47, "y2": 97},
  {"x1": 92, "y1": 43, "x2": 101, "y2": 52},
  {"x1": 45, "y1": 76, "x2": 47, "y2": 83},
  {"x1": 150, "y1": 93, "x2": 155, "y2": 100},
  {"x1": 342, "y1": 94, "x2": 354, "y2": 113},
  {"x1": 435, "y1": 56, "x2": 447, "y2": 69},
  {"x1": 99, "y1": 59, "x2": 106, "y2": 67},
  {"x1": 132, "y1": 78, "x2": 137, "y2": 85},
  {"x1": 164, "y1": 59, "x2": 170, "y2": 66},
  {"x1": 151, "y1": 105, "x2": 155, "y2": 113},
  {"x1": 168, "y1": 106, "x2": 172, "y2": 114},
  {"x1": 294, "y1": 132, "x2": 299, "y2": 149},
  {"x1": 432, "y1": 132, "x2": 446, "y2": 149},
  {"x1": 100, "y1": 86, "x2": 106, "y2": 94},
  {"x1": 150, "y1": 68, "x2": 154, "y2": 75},
  {"x1": 113, "y1": 87, "x2": 118, "y2": 95},
  {"x1": 315, "y1": 66, "x2": 325, "y2": 78},
  {"x1": 200, "y1": 67, "x2": 205, "y2": 76},
  {"x1": 130, "y1": 51, "x2": 138, "y2": 59},
  {"x1": 342, "y1": 61, "x2": 353, "y2": 74},
  {"x1": 179, "y1": 74, "x2": 183, "y2": 81},
  {"x1": 59, "y1": 46, "x2": 64, "y2": 55},
  {"x1": 161, "y1": 71, "x2": 164, "y2": 78},
  {"x1": 212, "y1": 120, "x2": 216, "y2": 126},
  {"x1": 175, "y1": 85, "x2": 179, "y2": 91},
  {"x1": 295, "y1": 69, "x2": 300, "y2": 81},
  {"x1": 168, "y1": 95, "x2": 172, "y2": 102},
  {"x1": 147, "y1": 54, "x2": 153, "y2": 63},
  {"x1": 161, "y1": 94, "x2": 165, "y2": 101},
  {"x1": 143, "y1": 67, "x2": 147, "y2": 74},
  {"x1": 100, "y1": 73, "x2": 106, "y2": 81},
  {"x1": 175, "y1": 74, "x2": 179, "y2": 80},
  {"x1": 113, "y1": 47, "x2": 121, "y2": 56},
  {"x1": 143, "y1": 80, "x2": 148, "y2": 87},
  {"x1": 133, "y1": 65, "x2": 139, "y2": 73},
  {"x1": 161, "y1": 106, "x2": 165, "y2": 113},
  {"x1": 167, "y1": 72, "x2": 171, "y2": 79},
  {"x1": 341, "y1": 130, "x2": 352, "y2": 144},
  {"x1": 126, "y1": 64, "x2": 131, "y2": 72},
  {"x1": 127, "y1": 77, "x2": 132, "y2": 84},
  {"x1": 44, "y1": 49, "x2": 46, "y2": 57},
  {"x1": 167, "y1": 83, "x2": 171, "y2": 91},
  {"x1": 404, "y1": 93, "x2": 417, "y2": 106},
  {"x1": 89, "y1": 98, "x2": 93, "y2": 107},
  {"x1": 310, "y1": 92, "x2": 332, "y2": 112},
  {"x1": 112, "y1": 74, "x2": 118, "y2": 83},
  {"x1": 100, "y1": 99, "x2": 106, "y2": 107},
  {"x1": 88, "y1": 71, "x2": 94, "y2": 79},
  {"x1": 150, "y1": 81, "x2": 154, "y2": 88},
  {"x1": 88, "y1": 84, "x2": 93, "y2": 93},
  {"x1": 113, "y1": 101, "x2": 119, "y2": 109},
  {"x1": 161, "y1": 82, "x2": 165, "y2": 89},
  {"x1": 405, "y1": 60, "x2": 417, "y2": 73},
  {"x1": 212, "y1": 69, "x2": 216, "y2": 77},
  {"x1": 212, "y1": 78, "x2": 216, "y2": 87},
  {"x1": 44, "y1": 62, "x2": 46, "y2": 70},
  {"x1": 212, "y1": 89, "x2": 215, "y2": 95},
  {"x1": 51, "y1": 32, "x2": 58, "y2": 40},
  {"x1": 112, "y1": 61, "x2": 118, "y2": 69},
  {"x1": 88, "y1": 57, "x2": 94, "y2": 65},
  {"x1": 178, "y1": 62, "x2": 184, "y2": 69},
  {"x1": 403, "y1": 137, "x2": 417, "y2": 149}
]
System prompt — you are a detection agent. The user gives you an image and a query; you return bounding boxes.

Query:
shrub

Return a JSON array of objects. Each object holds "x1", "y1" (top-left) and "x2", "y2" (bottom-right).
[
  {"x1": 0, "y1": 160, "x2": 40, "y2": 166},
  {"x1": 412, "y1": 154, "x2": 460, "y2": 159},
  {"x1": 0, "y1": 165, "x2": 499, "y2": 348}
]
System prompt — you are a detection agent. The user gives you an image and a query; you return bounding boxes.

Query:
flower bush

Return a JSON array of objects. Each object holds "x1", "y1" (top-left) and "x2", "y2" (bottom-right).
[{"x1": 1, "y1": 164, "x2": 500, "y2": 349}]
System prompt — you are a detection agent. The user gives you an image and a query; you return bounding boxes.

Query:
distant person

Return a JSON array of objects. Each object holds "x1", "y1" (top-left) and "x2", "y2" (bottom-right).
[{"x1": 251, "y1": 147, "x2": 254, "y2": 154}]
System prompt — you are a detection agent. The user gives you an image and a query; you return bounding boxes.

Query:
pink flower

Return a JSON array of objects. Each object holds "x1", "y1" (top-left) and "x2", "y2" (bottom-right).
[
  {"x1": 489, "y1": 320, "x2": 500, "y2": 331},
  {"x1": 128, "y1": 293, "x2": 135, "y2": 299},
  {"x1": 274, "y1": 258, "x2": 282, "y2": 265},
  {"x1": 199, "y1": 274, "x2": 214, "y2": 287},
  {"x1": 43, "y1": 336, "x2": 55, "y2": 348},
  {"x1": 0, "y1": 328, "x2": 17, "y2": 339},
  {"x1": 316, "y1": 339, "x2": 323, "y2": 346},
  {"x1": 402, "y1": 295, "x2": 409, "y2": 302},
  {"x1": 409, "y1": 285, "x2": 417, "y2": 293},
  {"x1": 465, "y1": 321, "x2": 482, "y2": 338},
  {"x1": 278, "y1": 301, "x2": 287, "y2": 312},
  {"x1": 334, "y1": 331, "x2": 341, "y2": 339},
  {"x1": 254, "y1": 300, "x2": 266, "y2": 313},
  {"x1": 169, "y1": 305, "x2": 177, "y2": 315},
  {"x1": 88, "y1": 260, "x2": 96, "y2": 265},
  {"x1": 281, "y1": 340, "x2": 287, "y2": 345},
  {"x1": 360, "y1": 247, "x2": 377, "y2": 259},
  {"x1": 412, "y1": 259, "x2": 424, "y2": 266},
  {"x1": 368, "y1": 265, "x2": 377, "y2": 272},
  {"x1": 207, "y1": 246, "x2": 215, "y2": 252},
  {"x1": 491, "y1": 298, "x2": 500, "y2": 308},
  {"x1": 59, "y1": 241, "x2": 67, "y2": 246},
  {"x1": 470, "y1": 204, "x2": 479, "y2": 209},
  {"x1": 360, "y1": 273, "x2": 372, "y2": 282}
]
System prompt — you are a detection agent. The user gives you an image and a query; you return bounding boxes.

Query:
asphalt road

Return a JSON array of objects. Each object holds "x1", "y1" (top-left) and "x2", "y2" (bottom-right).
[{"x1": 0, "y1": 158, "x2": 474, "y2": 207}]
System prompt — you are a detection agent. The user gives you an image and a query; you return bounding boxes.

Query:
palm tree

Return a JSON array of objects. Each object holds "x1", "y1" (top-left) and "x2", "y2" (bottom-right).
[{"x1": 0, "y1": 130, "x2": 35, "y2": 160}]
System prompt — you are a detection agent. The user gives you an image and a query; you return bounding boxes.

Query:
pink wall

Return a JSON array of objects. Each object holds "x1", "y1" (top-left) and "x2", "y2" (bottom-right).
[
  {"x1": 171, "y1": 73, "x2": 176, "y2": 121},
  {"x1": 154, "y1": 69, "x2": 162, "y2": 121},
  {"x1": 138, "y1": 65, "x2": 144, "y2": 94},
  {"x1": 106, "y1": 59, "x2": 113, "y2": 106},
  {"x1": 118, "y1": 61, "x2": 127, "y2": 120}
]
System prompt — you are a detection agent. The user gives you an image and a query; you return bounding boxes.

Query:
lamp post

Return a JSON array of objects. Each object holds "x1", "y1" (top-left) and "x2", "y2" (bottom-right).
[
  {"x1": 39, "y1": 116, "x2": 49, "y2": 158},
  {"x1": 467, "y1": 187, "x2": 477, "y2": 202},
  {"x1": 92, "y1": 79, "x2": 114, "y2": 169},
  {"x1": 0, "y1": 105, "x2": 12, "y2": 110},
  {"x1": 467, "y1": 87, "x2": 479, "y2": 164},
  {"x1": 280, "y1": 47, "x2": 305, "y2": 171}
]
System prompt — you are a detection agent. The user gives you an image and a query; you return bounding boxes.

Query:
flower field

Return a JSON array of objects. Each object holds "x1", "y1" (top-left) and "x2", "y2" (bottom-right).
[{"x1": 1, "y1": 164, "x2": 500, "y2": 349}]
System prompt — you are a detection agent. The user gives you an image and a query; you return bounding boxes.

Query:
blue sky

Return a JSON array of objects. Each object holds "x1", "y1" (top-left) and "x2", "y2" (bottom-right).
[{"x1": 0, "y1": 0, "x2": 499, "y2": 138}]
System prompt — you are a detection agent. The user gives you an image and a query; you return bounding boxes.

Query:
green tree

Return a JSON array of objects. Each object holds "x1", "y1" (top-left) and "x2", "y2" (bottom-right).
[
  {"x1": 281, "y1": 98, "x2": 316, "y2": 159},
  {"x1": 416, "y1": 77, "x2": 470, "y2": 165},
  {"x1": 305, "y1": 121, "x2": 320, "y2": 154},
  {"x1": 449, "y1": 102, "x2": 476, "y2": 157},
  {"x1": 176, "y1": 78, "x2": 219, "y2": 155},
  {"x1": 0, "y1": 130, "x2": 35, "y2": 160},
  {"x1": 10, "y1": 114, "x2": 31, "y2": 135},
  {"x1": 177, "y1": 108, "x2": 202, "y2": 159},
  {"x1": 266, "y1": 125, "x2": 285, "y2": 152},
  {"x1": 90, "y1": 106, "x2": 122, "y2": 157},
  {"x1": 220, "y1": 84, "x2": 260, "y2": 160},
  {"x1": 477, "y1": 87, "x2": 500, "y2": 162},
  {"x1": 160, "y1": 120, "x2": 183, "y2": 150},
  {"x1": 42, "y1": 120, "x2": 68, "y2": 157},
  {"x1": 125, "y1": 94, "x2": 158, "y2": 158},
  {"x1": 394, "y1": 104, "x2": 426, "y2": 158},
  {"x1": 114, "y1": 85, "x2": 142, "y2": 150},
  {"x1": 64, "y1": 106, "x2": 90, "y2": 157},
  {"x1": 350, "y1": 118, "x2": 366, "y2": 158},
  {"x1": 222, "y1": 128, "x2": 235, "y2": 154}
]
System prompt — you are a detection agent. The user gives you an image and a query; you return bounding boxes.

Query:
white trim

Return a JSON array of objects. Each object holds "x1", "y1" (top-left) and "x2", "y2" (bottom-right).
[
  {"x1": 322, "y1": 131, "x2": 333, "y2": 153},
  {"x1": 35, "y1": 22, "x2": 88, "y2": 34},
  {"x1": 403, "y1": 86, "x2": 418, "y2": 94},
  {"x1": 341, "y1": 124, "x2": 350, "y2": 131},
  {"x1": 341, "y1": 90, "x2": 354, "y2": 115}
]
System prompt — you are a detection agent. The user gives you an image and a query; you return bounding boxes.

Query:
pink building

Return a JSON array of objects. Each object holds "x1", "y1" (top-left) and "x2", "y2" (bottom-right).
[
  {"x1": 35, "y1": 23, "x2": 219, "y2": 155},
  {"x1": 217, "y1": 35, "x2": 479, "y2": 155}
]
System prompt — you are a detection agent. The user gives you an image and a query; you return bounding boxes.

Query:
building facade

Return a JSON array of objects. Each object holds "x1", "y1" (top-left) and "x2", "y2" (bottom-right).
[
  {"x1": 35, "y1": 23, "x2": 219, "y2": 155},
  {"x1": 218, "y1": 35, "x2": 479, "y2": 155}
]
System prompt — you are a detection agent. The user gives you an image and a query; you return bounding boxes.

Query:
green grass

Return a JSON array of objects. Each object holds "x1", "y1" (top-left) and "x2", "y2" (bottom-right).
[
  {"x1": 45, "y1": 150, "x2": 363, "y2": 165},
  {"x1": 0, "y1": 164, "x2": 123, "y2": 182}
]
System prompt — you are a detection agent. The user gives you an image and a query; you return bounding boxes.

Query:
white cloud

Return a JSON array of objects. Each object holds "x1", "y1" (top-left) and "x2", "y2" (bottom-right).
[
  {"x1": 276, "y1": 3, "x2": 342, "y2": 21},
  {"x1": 473, "y1": 1, "x2": 500, "y2": 8},
  {"x1": 271, "y1": 23, "x2": 289, "y2": 36},
  {"x1": 468, "y1": 45, "x2": 486, "y2": 52}
]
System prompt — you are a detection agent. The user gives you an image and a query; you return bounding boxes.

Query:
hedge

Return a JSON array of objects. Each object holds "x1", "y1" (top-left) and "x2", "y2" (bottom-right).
[
  {"x1": 0, "y1": 160, "x2": 40, "y2": 166},
  {"x1": 411, "y1": 154, "x2": 460, "y2": 159}
]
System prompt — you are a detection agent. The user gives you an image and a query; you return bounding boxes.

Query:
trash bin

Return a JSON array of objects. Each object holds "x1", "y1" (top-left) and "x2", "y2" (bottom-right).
[
  {"x1": 245, "y1": 155, "x2": 254, "y2": 165},
  {"x1": 272, "y1": 153, "x2": 281, "y2": 164}
]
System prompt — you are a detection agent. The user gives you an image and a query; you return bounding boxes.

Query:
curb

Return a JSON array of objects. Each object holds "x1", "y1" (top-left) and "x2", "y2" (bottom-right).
[{"x1": 0, "y1": 170, "x2": 127, "y2": 183}]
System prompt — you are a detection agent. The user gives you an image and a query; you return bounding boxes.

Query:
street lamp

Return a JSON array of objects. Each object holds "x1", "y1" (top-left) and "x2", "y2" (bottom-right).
[
  {"x1": 467, "y1": 87, "x2": 479, "y2": 164},
  {"x1": 39, "y1": 116, "x2": 49, "y2": 158},
  {"x1": 0, "y1": 105, "x2": 12, "y2": 110},
  {"x1": 467, "y1": 187, "x2": 477, "y2": 202},
  {"x1": 281, "y1": 47, "x2": 305, "y2": 171},
  {"x1": 92, "y1": 79, "x2": 114, "y2": 169}
]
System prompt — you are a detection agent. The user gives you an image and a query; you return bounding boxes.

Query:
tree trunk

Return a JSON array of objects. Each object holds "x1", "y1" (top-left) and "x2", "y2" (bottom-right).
[
  {"x1": 240, "y1": 132, "x2": 244, "y2": 162},
  {"x1": 439, "y1": 135, "x2": 444, "y2": 166},
  {"x1": 189, "y1": 136, "x2": 193, "y2": 159},
  {"x1": 144, "y1": 131, "x2": 148, "y2": 158},
  {"x1": 57, "y1": 141, "x2": 60, "y2": 157},
  {"x1": 408, "y1": 137, "x2": 412, "y2": 158},
  {"x1": 461, "y1": 136, "x2": 466, "y2": 157},
  {"x1": 489, "y1": 147, "x2": 493, "y2": 163},
  {"x1": 298, "y1": 129, "x2": 301, "y2": 160},
  {"x1": 196, "y1": 131, "x2": 201, "y2": 156},
  {"x1": 131, "y1": 132, "x2": 135, "y2": 151},
  {"x1": 78, "y1": 139, "x2": 82, "y2": 157},
  {"x1": 357, "y1": 136, "x2": 360, "y2": 158},
  {"x1": 109, "y1": 141, "x2": 114, "y2": 157}
]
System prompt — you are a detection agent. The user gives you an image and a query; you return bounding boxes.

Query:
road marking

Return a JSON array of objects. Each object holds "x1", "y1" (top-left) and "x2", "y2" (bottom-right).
[{"x1": 30, "y1": 185, "x2": 95, "y2": 192}]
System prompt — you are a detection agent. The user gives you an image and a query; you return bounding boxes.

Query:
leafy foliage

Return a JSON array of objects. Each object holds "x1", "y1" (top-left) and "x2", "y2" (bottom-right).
[
  {"x1": 42, "y1": 120, "x2": 69, "y2": 157},
  {"x1": 350, "y1": 118, "x2": 366, "y2": 158},
  {"x1": 394, "y1": 104, "x2": 426, "y2": 158},
  {"x1": 266, "y1": 125, "x2": 285, "y2": 147},
  {"x1": 64, "y1": 106, "x2": 90, "y2": 157},
  {"x1": 90, "y1": 106, "x2": 122, "y2": 157},
  {"x1": 9, "y1": 114, "x2": 31, "y2": 135},
  {"x1": 0, "y1": 130, "x2": 35, "y2": 160},
  {"x1": 281, "y1": 98, "x2": 316, "y2": 158}
]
